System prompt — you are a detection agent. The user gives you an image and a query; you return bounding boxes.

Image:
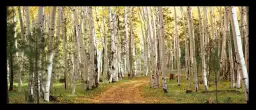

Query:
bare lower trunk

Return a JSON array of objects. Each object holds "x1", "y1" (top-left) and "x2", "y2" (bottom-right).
[
  {"x1": 229, "y1": 6, "x2": 249, "y2": 102},
  {"x1": 158, "y1": 7, "x2": 168, "y2": 93}
]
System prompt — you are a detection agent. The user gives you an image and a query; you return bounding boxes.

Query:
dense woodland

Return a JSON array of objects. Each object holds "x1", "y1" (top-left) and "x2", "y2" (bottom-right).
[{"x1": 7, "y1": 6, "x2": 248, "y2": 104}]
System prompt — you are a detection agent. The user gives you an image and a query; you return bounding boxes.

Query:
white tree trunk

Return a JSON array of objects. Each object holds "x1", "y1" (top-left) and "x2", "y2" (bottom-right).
[
  {"x1": 44, "y1": 7, "x2": 57, "y2": 102},
  {"x1": 73, "y1": 7, "x2": 88, "y2": 91},
  {"x1": 124, "y1": 7, "x2": 130, "y2": 76},
  {"x1": 202, "y1": 7, "x2": 209, "y2": 90},
  {"x1": 158, "y1": 7, "x2": 168, "y2": 92},
  {"x1": 108, "y1": 7, "x2": 117, "y2": 82},
  {"x1": 229, "y1": 6, "x2": 249, "y2": 101},
  {"x1": 24, "y1": 6, "x2": 35, "y2": 102},
  {"x1": 102, "y1": 7, "x2": 108, "y2": 83},
  {"x1": 187, "y1": 7, "x2": 198, "y2": 91},
  {"x1": 150, "y1": 7, "x2": 158, "y2": 88},
  {"x1": 174, "y1": 7, "x2": 181, "y2": 86},
  {"x1": 88, "y1": 7, "x2": 96, "y2": 87},
  {"x1": 61, "y1": 7, "x2": 68, "y2": 89}
]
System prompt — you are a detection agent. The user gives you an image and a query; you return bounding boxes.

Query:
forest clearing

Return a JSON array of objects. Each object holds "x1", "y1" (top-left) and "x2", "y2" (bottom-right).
[{"x1": 7, "y1": 6, "x2": 248, "y2": 104}]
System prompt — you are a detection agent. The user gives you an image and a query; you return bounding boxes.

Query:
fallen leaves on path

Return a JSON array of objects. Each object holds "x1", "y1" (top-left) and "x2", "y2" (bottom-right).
[{"x1": 75, "y1": 77, "x2": 175, "y2": 104}]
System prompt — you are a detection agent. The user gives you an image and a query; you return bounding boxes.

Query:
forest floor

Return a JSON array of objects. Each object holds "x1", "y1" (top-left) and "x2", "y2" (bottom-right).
[{"x1": 9, "y1": 72, "x2": 246, "y2": 104}]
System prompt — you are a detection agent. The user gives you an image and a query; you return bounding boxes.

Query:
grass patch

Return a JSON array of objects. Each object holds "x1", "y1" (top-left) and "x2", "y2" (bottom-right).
[
  {"x1": 8, "y1": 76, "x2": 143, "y2": 104},
  {"x1": 142, "y1": 72, "x2": 246, "y2": 103}
]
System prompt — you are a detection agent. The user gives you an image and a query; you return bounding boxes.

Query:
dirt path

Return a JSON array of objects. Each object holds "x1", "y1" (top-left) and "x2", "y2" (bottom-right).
[
  {"x1": 92, "y1": 79, "x2": 148, "y2": 103},
  {"x1": 74, "y1": 77, "x2": 148, "y2": 103},
  {"x1": 74, "y1": 77, "x2": 175, "y2": 103}
]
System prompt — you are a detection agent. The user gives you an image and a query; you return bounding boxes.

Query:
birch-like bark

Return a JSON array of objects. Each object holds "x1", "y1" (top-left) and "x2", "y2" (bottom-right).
[
  {"x1": 73, "y1": 7, "x2": 88, "y2": 91},
  {"x1": 17, "y1": 6, "x2": 25, "y2": 93},
  {"x1": 88, "y1": 7, "x2": 96, "y2": 87},
  {"x1": 151, "y1": 7, "x2": 159, "y2": 88},
  {"x1": 229, "y1": 6, "x2": 249, "y2": 102},
  {"x1": 24, "y1": 6, "x2": 35, "y2": 103},
  {"x1": 241, "y1": 7, "x2": 249, "y2": 71},
  {"x1": 44, "y1": 7, "x2": 57, "y2": 102},
  {"x1": 158, "y1": 7, "x2": 168, "y2": 93},
  {"x1": 174, "y1": 7, "x2": 181, "y2": 86},
  {"x1": 187, "y1": 7, "x2": 198, "y2": 91},
  {"x1": 34, "y1": 6, "x2": 44, "y2": 103},
  {"x1": 50, "y1": 7, "x2": 62, "y2": 91},
  {"x1": 220, "y1": 8, "x2": 227, "y2": 81},
  {"x1": 180, "y1": 7, "x2": 189, "y2": 80},
  {"x1": 225, "y1": 7, "x2": 235, "y2": 88},
  {"x1": 203, "y1": 7, "x2": 210, "y2": 81},
  {"x1": 102, "y1": 7, "x2": 108, "y2": 83},
  {"x1": 131, "y1": 8, "x2": 136, "y2": 77},
  {"x1": 113, "y1": 8, "x2": 119, "y2": 81},
  {"x1": 108, "y1": 7, "x2": 117, "y2": 82},
  {"x1": 198, "y1": 7, "x2": 209, "y2": 90},
  {"x1": 61, "y1": 7, "x2": 68, "y2": 89},
  {"x1": 146, "y1": 7, "x2": 153, "y2": 76}
]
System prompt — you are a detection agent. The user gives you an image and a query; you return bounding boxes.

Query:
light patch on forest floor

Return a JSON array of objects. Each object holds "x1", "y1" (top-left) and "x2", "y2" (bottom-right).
[
  {"x1": 74, "y1": 76, "x2": 175, "y2": 103},
  {"x1": 75, "y1": 77, "x2": 147, "y2": 103}
]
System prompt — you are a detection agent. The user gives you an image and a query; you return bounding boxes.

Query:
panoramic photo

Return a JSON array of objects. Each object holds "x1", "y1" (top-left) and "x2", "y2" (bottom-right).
[{"x1": 7, "y1": 6, "x2": 248, "y2": 104}]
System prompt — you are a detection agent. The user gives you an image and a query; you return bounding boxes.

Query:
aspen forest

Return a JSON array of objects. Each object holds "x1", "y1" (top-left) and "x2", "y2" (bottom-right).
[{"x1": 7, "y1": 6, "x2": 248, "y2": 104}]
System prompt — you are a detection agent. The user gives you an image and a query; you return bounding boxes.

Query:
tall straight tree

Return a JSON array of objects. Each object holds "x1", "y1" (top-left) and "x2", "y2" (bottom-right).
[
  {"x1": 108, "y1": 7, "x2": 117, "y2": 82},
  {"x1": 203, "y1": 7, "x2": 210, "y2": 83},
  {"x1": 180, "y1": 7, "x2": 189, "y2": 80},
  {"x1": 187, "y1": 7, "x2": 198, "y2": 91},
  {"x1": 129, "y1": 7, "x2": 136, "y2": 78},
  {"x1": 198, "y1": 7, "x2": 208, "y2": 90},
  {"x1": 146, "y1": 7, "x2": 153, "y2": 76},
  {"x1": 229, "y1": 6, "x2": 249, "y2": 102},
  {"x1": 34, "y1": 6, "x2": 44, "y2": 104},
  {"x1": 62, "y1": 7, "x2": 68, "y2": 89},
  {"x1": 44, "y1": 7, "x2": 57, "y2": 102},
  {"x1": 150, "y1": 7, "x2": 159, "y2": 88},
  {"x1": 225, "y1": 7, "x2": 235, "y2": 88},
  {"x1": 103, "y1": 7, "x2": 108, "y2": 83},
  {"x1": 88, "y1": 6, "x2": 97, "y2": 87},
  {"x1": 158, "y1": 7, "x2": 168, "y2": 93},
  {"x1": 17, "y1": 6, "x2": 25, "y2": 93},
  {"x1": 24, "y1": 6, "x2": 35, "y2": 103},
  {"x1": 174, "y1": 7, "x2": 181, "y2": 86},
  {"x1": 124, "y1": 7, "x2": 130, "y2": 76},
  {"x1": 240, "y1": 6, "x2": 248, "y2": 71}
]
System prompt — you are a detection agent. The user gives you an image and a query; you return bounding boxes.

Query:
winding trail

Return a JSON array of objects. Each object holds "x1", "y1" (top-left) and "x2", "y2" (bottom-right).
[{"x1": 74, "y1": 77, "x2": 175, "y2": 103}]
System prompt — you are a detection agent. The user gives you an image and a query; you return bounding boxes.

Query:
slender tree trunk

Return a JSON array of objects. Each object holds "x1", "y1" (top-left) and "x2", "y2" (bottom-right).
[
  {"x1": 150, "y1": 7, "x2": 158, "y2": 88},
  {"x1": 225, "y1": 7, "x2": 235, "y2": 88},
  {"x1": 124, "y1": 7, "x2": 130, "y2": 77},
  {"x1": 158, "y1": 7, "x2": 168, "y2": 93},
  {"x1": 202, "y1": 7, "x2": 209, "y2": 90},
  {"x1": 24, "y1": 6, "x2": 35, "y2": 103},
  {"x1": 187, "y1": 7, "x2": 198, "y2": 91},
  {"x1": 180, "y1": 7, "x2": 189, "y2": 80},
  {"x1": 44, "y1": 7, "x2": 57, "y2": 102},
  {"x1": 108, "y1": 7, "x2": 116, "y2": 82},
  {"x1": 88, "y1": 7, "x2": 96, "y2": 87},
  {"x1": 174, "y1": 7, "x2": 181, "y2": 86},
  {"x1": 229, "y1": 6, "x2": 249, "y2": 102},
  {"x1": 61, "y1": 7, "x2": 67, "y2": 90},
  {"x1": 103, "y1": 7, "x2": 108, "y2": 83},
  {"x1": 17, "y1": 6, "x2": 24, "y2": 93},
  {"x1": 241, "y1": 7, "x2": 248, "y2": 72},
  {"x1": 113, "y1": 8, "x2": 119, "y2": 81}
]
